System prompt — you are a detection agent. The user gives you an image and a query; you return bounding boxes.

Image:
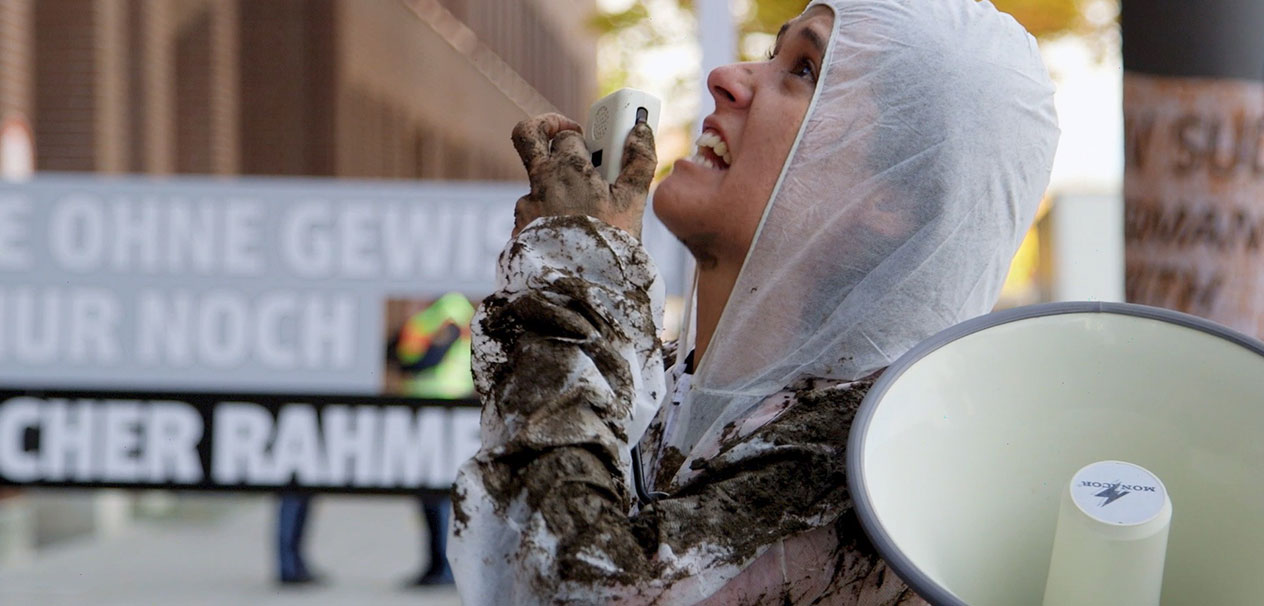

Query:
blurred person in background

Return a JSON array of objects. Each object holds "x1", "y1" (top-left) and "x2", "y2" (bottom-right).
[
  {"x1": 276, "y1": 493, "x2": 318, "y2": 585},
  {"x1": 275, "y1": 293, "x2": 474, "y2": 587},
  {"x1": 390, "y1": 292, "x2": 475, "y2": 586},
  {"x1": 448, "y1": 0, "x2": 1058, "y2": 604}
]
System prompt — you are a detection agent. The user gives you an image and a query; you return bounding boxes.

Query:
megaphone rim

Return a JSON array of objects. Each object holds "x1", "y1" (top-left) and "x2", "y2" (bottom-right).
[{"x1": 845, "y1": 300, "x2": 1264, "y2": 606}]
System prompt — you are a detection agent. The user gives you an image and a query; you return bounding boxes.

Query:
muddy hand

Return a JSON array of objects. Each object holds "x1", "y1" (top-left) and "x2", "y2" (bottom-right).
[{"x1": 511, "y1": 113, "x2": 656, "y2": 239}]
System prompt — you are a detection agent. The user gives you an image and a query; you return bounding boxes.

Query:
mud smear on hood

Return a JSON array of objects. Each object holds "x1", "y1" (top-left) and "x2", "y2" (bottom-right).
[{"x1": 450, "y1": 482, "x2": 471, "y2": 536}]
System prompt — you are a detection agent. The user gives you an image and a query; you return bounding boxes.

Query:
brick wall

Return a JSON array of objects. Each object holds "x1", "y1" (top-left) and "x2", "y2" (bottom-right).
[
  {"x1": 126, "y1": 0, "x2": 175, "y2": 174},
  {"x1": 0, "y1": 0, "x2": 33, "y2": 120},
  {"x1": 34, "y1": 0, "x2": 98, "y2": 171},
  {"x1": 174, "y1": 5, "x2": 211, "y2": 173},
  {"x1": 21, "y1": 0, "x2": 596, "y2": 180},
  {"x1": 207, "y1": 0, "x2": 237, "y2": 174},
  {"x1": 94, "y1": 0, "x2": 127, "y2": 173},
  {"x1": 332, "y1": 0, "x2": 597, "y2": 181},
  {"x1": 237, "y1": 0, "x2": 334, "y2": 176}
]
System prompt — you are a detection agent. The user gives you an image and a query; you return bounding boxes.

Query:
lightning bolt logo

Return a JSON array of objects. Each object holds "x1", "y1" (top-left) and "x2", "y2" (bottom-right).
[{"x1": 1093, "y1": 482, "x2": 1131, "y2": 507}]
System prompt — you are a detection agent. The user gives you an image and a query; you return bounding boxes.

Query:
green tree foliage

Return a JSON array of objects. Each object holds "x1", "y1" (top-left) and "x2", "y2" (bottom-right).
[
  {"x1": 588, "y1": 0, "x2": 1115, "y2": 136},
  {"x1": 592, "y1": 0, "x2": 1116, "y2": 46}
]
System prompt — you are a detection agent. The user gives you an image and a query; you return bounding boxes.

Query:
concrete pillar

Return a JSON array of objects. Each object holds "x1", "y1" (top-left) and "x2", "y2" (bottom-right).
[
  {"x1": 31, "y1": 0, "x2": 133, "y2": 173},
  {"x1": 0, "y1": 0, "x2": 33, "y2": 119},
  {"x1": 0, "y1": 0, "x2": 36, "y2": 564},
  {"x1": 207, "y1": 0, "x2": 238, "y2": 174},
  {"x1": 238, "y1": 0, "x2": 334, "y2": 176},
  {"x1": 174, "y1": 2, "x2": 212, "y2": 174},
  {"x1": 95, "y1": 0, "x2": 128, "y2": 173},
  {"x1": 34, "y1": 0, "x2": 100, "y2": 170},
  {"x1": 128, "y1": 0, "x2": 176, "y2": 174},
  {"x1": 173, "y1": 0, "x2": 239, "y2": 175}
]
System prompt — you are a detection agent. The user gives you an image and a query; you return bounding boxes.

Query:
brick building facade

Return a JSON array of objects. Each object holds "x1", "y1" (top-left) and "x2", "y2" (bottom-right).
[
  {"x1": 0, "y1": 0, "x2": 597, "y2": 180},
  {"x1": 0, "y1": 0, "x2": 598, "y2": 556}
]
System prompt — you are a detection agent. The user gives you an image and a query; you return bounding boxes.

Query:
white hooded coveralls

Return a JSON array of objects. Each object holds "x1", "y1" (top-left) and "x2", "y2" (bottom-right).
[{"x1": 449, "y1": 0, "x2": 1059, "y2": 603}]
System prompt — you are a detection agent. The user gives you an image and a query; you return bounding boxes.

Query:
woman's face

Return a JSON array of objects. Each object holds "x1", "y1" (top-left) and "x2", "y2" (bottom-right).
[{"x1": 653, "y1": 5, "x2": 833, "y2": 268}]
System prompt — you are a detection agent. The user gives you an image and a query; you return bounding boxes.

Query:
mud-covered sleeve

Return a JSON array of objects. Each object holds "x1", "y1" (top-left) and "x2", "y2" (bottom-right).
[
  {"x1": 447, "y1": 215, "x2": 669, "y2": 605},
  {"x1": 447, "y1": 215, "x2": 908, "y2": 605}
]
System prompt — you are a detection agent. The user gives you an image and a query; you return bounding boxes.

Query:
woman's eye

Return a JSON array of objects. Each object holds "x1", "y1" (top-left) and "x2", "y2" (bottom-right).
[{"x1": 792, "y1": 58, "x2": 817, "y2": 82}]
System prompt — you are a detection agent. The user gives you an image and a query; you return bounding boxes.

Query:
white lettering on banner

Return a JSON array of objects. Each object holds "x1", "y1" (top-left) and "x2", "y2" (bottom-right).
[
  {"x1": 302, "y1": 295, "x2": 355, "y2": 369},
  {"x1": 165, "y1": 199, "x2": 216, "y2": 274},
  {"x1": 282, "y1": 201, "x2": 334, "y2": 277},
  {"x1": 137, "y1": 292, "x2": 193, "y2": 367},
  {"x1": 136, "y1": 290, "x2": 355, "y2": 370},
  {"x1": 322, "y1": 405, "x2": 379, "y2": 487},
  {"x1": 42, "y1": 399, "x2": 96, "y2": 480},
  {"x1": 101, "y1": 400, "x2": 143, "y2": 482},
  {"x1": 68, "y1": 288, "x2": 121, "y2": 363},
  {"x1": 0, "y1": 178, "x2": 544, "y2": 391},
  {"x1": 144, "y1": 402, "x2": 204, "y2": 483},
  {"x1": 212, "y1": 402, "x2": 273, "y2": 484},
  {"x1": 210, "y1": 402, "x2": 475, "y2": 488},
  {"x1": 278, "y1": 201, "x2": 502, "y2": 281},
  {"x1": 380, "y1": 204, "x2": 435, "y2": 277},
  {"x1": 0, "y1": 396, "x2": 479, "y2": 489},
  {"x1": 198, "y1": 292, "x2": 250, "y2": 367},
  {"x1": 270, "y1": 405, "x2": 323, "y2": 484},
  {"x1": 7, "y1": 287, "x2": 57, "y2": 363},
  {"x1": 0, "y1": 287, "x2": 122, "y2": 364},
  {"x1": 46, "y1": 195, "x2": 266, "y2": 275},
  {"x1": 378, "y1": 407, "x2": 445, "y2": 487},
  {"x1": 110, "y1": 197, "x2": 161, "y2": 273},
  {"x1": 0, "y1": 195, "x2": 32, "y2": 271},
  {"x1": 339, "y1": 202, "x2": 376, "y2": 278},
  {"x1": 223, "y1": 199, "x2": 264, "y2": 276},
  {"x1": 256, "y1": 294, "x2": 297, "y2": 369},
  {"x1": 0, "y1": 397, "x2": 204, "y2": 483},
  {"x1": 49, "y1": 194, "x2": 106, "y2": 272},
  {"x1": 0, "y1": 397, "x2": 39, "y2": 481}
]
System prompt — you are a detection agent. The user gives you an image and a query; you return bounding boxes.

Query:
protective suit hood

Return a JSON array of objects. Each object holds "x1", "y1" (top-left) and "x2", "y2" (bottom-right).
[{"x1": 669, "y1": 0, "x2": 1059, "y2": 451}]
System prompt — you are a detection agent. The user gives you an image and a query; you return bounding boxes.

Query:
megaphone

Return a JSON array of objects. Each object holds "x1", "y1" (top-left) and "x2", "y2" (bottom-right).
[{"x1": 848, "y1": 301, "x2": 1264, "y2": 605}]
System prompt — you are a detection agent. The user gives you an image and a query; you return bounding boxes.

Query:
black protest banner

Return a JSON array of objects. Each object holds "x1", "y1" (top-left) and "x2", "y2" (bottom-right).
[{"x1": 0, "y1": 390, "x2": 480, "y2": 496}]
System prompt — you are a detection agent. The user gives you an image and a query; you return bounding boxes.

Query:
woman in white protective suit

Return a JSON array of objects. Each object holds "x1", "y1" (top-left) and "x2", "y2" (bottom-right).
[{"x1": 449, "y1": 0, "x2": 1059, "y2": 604}]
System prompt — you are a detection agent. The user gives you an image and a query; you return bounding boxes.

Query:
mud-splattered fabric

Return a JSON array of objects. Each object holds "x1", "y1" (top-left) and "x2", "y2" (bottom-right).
[
  {"x1": 449, "y1": 216, "x2": 926, "y2": 604},
  {"x1": 449, "y1": 0, "x2": 1058, "y2": 601}
]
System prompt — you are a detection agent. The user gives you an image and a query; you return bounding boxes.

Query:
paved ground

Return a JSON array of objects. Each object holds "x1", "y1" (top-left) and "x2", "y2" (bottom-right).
[{"x1": 0, "y1": 495, "x2": 462, "y2": 606}]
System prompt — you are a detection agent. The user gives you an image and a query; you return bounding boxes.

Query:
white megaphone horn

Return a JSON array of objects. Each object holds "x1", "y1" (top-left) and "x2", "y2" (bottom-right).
[{"x1": 848, "y1": 301, "x2": 1264, "y2": 606}]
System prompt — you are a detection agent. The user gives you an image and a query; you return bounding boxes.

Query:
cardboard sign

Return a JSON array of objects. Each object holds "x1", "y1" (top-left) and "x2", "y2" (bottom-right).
[{"x1": 1123, "y1": 74, "x2": 1264, "y2": 338}]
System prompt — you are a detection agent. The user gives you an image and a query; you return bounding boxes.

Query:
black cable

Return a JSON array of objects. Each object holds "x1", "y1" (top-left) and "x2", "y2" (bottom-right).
[{"x1": 630, "y1": 444, "x2": 668, "y2": 505}]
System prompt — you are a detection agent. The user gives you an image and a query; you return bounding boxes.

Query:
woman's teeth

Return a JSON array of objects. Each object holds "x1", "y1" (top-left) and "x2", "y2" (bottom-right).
[{"x1": 691, "y1": 130, "x2": 732, "y2": 169}]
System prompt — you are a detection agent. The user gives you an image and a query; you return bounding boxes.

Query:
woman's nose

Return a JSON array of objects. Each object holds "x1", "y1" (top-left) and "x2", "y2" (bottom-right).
[{"x1": 708, "y1": 63, "x2": 754, "y2": 109}]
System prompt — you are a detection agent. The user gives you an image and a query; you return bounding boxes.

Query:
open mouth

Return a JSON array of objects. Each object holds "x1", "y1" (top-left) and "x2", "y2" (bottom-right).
[{"x1": 687, "y1": 129, "x2": 732, "y2": 170}]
